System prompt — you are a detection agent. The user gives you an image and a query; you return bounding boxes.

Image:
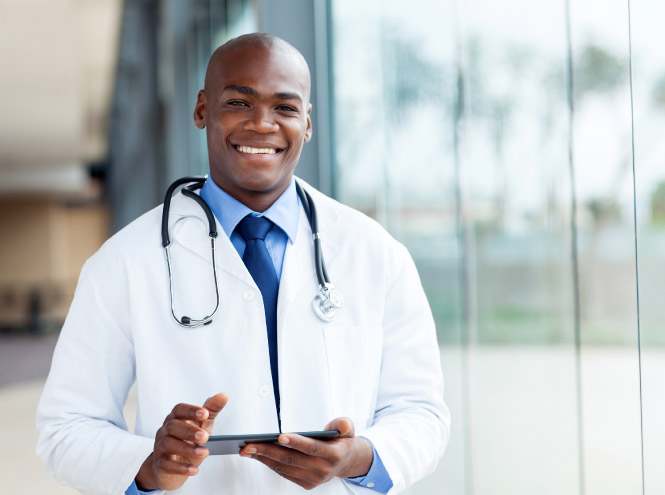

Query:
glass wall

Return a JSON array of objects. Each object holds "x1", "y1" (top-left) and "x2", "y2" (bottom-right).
[{"x1": 329, "y1": 0, "x2": 662, "y2": 493}]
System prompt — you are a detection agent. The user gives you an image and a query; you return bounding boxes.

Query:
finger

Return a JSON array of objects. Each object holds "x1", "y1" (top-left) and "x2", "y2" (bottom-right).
[
  {"x1": 323, "y1": 417, "x2": 354, "y2": 438},
  {"x1": 247, "y1": 452, "x2": 325, "y2": 488},
  {"x1": 202, "y1": 393, "x2": 229, "y2": 422},
  {"x1": 158, "y1": 435, "x2": 209, "y2": 463},
  {"x1": 240, "y1": 443, "x2": 306, "y2": 467},
  {"x1": 166, "y1": 403, "x2": 209, "y2": 423},
  {"x1": 276, "y1": 433, "x2": 330, "y2": 458},
  {"x1": 154, "y1": 456, "x2": 200, "y2": 477},
  {"x1": 159, "y1": 419, "x2": 209, "y2": 444}
]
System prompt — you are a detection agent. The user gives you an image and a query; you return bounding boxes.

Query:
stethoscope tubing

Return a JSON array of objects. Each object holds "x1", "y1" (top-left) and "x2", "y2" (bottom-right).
[
  {"x1": 161, "y1": 177, "x2": 339, "y2": 328},
  {"x1": 295, "y1": 183, "x2": 330, "y2": 286},
  {"x1": 161, "y1": 177, "x2": 216, "y2": 248},
  {"x1": 162, "y1": 177, "x2": 220, "y2": 327}
]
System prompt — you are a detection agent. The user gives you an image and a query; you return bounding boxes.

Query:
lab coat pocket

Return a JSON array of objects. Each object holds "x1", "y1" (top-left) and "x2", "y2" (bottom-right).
[{"x1": 322, "y1": 325, "x2": 382, "y2": 427}]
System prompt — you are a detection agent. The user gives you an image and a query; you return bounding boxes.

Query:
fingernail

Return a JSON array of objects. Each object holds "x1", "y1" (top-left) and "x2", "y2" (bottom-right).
[
  {"x1": 195, "y1": 431, "x2": 206, "y2": 442},
  {"x1": 279, "y1": 436, "x2": 289, "y2": 445},
  {"x1": 196, "y1": 409, "x2": 206, "y2": 419},
  {"x1": 195, "y1": 447, "x2": 207, "y2": 456},
  {"x1": 246, "y1": 447, "x2": 257, "y2": 454},
  {"x1": 188, "y1": 466, "x2": 198, "y2": 474}
]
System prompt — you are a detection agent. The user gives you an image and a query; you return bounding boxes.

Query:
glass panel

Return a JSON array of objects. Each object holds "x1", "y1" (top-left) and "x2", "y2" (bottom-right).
[
  {"x1": 629, "y1": 0, "x2": 665, "y2": 493},
  {"x1": 330, "y1": 0, "x2": 467, "y2": 493},
  {"x1": 459, "y1": 0, "x2": 581, "y2": 493},
  {"x1": 569, "y1": 1, "x2": 643, "y2": 493}
]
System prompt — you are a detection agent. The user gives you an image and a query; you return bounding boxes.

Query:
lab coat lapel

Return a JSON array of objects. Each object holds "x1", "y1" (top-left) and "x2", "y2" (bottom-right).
[
  {"x1": 277, "y1": 208, "x2": 316, "y2": 314},
  {"x1": 304, "y1": 183, "x2": 342, "y2": 270},
  {"x1": 277, "y1": 185, "x2": 341, "y2": 317},
  {"x1": 167, "y1": 193, "x2": 253, "y2": 286}
]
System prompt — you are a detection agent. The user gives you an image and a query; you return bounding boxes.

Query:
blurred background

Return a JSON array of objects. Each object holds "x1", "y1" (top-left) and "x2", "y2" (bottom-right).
[{"x1": 1, "y1": 0, "x2": 664, "y2": 493}]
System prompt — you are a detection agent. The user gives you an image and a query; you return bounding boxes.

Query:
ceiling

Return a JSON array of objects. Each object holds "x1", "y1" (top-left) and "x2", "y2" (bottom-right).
[{"x1": 0, "y1": 0, "x2": 121, "y2": 195}]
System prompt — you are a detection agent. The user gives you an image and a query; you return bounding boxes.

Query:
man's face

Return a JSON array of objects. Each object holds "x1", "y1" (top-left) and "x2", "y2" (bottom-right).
[{"x1": 194, "y1": 44, "x2": 312, "y2": 210}]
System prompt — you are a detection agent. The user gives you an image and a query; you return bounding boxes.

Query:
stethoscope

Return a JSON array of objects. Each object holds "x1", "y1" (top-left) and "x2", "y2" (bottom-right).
[{"x1": 161, "y1": 177, "x2": 344, "y2": 328}]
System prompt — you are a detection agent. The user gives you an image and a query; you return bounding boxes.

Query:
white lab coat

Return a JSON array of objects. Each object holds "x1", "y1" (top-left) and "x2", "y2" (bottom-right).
[{"x1": 36, "y1": 182, "x2": 450, "y2": 495}]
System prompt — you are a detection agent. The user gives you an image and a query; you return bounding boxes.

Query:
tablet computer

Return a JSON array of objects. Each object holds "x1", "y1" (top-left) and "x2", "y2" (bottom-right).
[{"x1": 201, "y1": 430, "x2": 340, "y2": 455}]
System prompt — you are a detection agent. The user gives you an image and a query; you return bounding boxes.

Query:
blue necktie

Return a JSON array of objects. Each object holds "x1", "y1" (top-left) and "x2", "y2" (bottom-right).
[{"x1": 236, "y1": 215, "x2": 281, "y2": 425}]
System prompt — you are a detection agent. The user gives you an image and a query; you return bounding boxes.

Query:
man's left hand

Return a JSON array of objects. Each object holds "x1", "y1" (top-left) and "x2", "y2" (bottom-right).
[{"x1": 239, "y1": 417, "x2": 373, "y2": 490}]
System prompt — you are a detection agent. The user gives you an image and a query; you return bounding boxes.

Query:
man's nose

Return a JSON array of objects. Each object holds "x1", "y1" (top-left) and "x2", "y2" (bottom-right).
[{"x1": 243, "y1": 107, "x2": 278, "y2": 133}]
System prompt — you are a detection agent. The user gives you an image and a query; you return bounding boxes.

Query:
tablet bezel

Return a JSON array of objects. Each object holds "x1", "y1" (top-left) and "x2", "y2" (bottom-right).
[{"x1": 202, "y1": 430, "x2": 340, "y2": 455}]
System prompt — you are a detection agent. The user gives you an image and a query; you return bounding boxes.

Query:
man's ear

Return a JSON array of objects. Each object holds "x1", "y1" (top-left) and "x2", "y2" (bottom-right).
[
  {"x1": 193, "y1": 90, "x2": 207, "y2": 129},
  {"x1": 304, "y1": 103, "x2": 313, "y2": 142}
]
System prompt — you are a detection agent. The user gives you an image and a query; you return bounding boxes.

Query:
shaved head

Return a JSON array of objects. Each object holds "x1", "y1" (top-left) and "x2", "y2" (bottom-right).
[{"x1": 204, "y1": 33, "x2": 311, "y2": 103}]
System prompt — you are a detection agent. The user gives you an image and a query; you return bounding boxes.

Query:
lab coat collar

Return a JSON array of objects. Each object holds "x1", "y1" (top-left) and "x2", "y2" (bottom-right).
[
  {"x1": 200, "y1": 176, "x2": 299, "y2": 245},
  {"x1": 167, "y1": 190, "x2": 250, "y2": 285},
  {"x1": 166, "y1": 177, "x2": 341, "y2": 289}
]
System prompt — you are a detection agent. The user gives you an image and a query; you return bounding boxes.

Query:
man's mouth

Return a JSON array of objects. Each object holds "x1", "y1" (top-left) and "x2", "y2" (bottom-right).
[{"x1": 234, "y1": 145, "x2": 281, "y2": 155}]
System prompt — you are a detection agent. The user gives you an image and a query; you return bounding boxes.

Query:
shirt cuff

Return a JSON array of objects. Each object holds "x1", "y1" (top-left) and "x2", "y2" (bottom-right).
[
  {"x1": 126, "y1": 480, "x2": 159, "y2": 495},
  {"x1": 345, "y1": 437, "x2": 393, "y2": 493}
]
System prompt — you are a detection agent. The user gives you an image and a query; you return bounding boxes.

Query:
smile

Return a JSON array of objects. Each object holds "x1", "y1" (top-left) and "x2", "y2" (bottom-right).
[{"x1": 234, "y1": 145, "x2": 280, "y2": 155}]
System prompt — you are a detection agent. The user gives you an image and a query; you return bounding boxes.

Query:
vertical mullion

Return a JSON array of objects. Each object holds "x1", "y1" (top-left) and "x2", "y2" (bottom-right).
[
  {"x1": 452, "y1": 0, "x2": 474, "y2": 492},
  {"x1": 564, "y1": 0, "x2": 585, "y2": 493},
  {"x1": 627, "y1": 0, "x2": 646, "y2": 493}
]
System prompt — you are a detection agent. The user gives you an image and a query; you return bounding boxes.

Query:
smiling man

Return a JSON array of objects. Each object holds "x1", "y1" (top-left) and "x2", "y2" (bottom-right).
[{"x1": 36, "y1": 34, "x2": 450, "y2": 495}]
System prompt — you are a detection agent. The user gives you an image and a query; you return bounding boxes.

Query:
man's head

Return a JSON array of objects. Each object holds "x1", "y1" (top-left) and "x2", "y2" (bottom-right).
[{"x1": 194, "y1": 33, "x2": 312, "y2": 212}]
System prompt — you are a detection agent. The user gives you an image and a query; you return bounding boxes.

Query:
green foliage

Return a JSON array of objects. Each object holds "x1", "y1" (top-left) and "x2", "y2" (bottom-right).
[
  {"x1": 651, "y1": 180, "x2": 665, "y2": 225},
  {"x1": 586, "y1": 198, "x2": 621, "y2": 224},
  {"x1": 574, "y1": 44, "x2": 626, "y2": 98},
  {"x1": 652, "y1": 75, "x2": 665, "y2": 108}
]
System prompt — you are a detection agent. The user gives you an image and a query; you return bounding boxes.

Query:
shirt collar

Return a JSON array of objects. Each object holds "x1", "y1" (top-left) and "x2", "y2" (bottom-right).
[{"x1": 200, "y1": 176, "x2": 299, "y2": 244}]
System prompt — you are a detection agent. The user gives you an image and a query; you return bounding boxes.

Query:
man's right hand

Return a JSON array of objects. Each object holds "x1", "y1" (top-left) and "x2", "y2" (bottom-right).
[{"x1": 135, "y1": 393, "x2": 228, "y2": 492}]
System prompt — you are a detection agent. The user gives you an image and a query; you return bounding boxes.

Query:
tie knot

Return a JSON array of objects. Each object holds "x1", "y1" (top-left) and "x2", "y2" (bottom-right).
[{"x1": 236, "y1": 215, "x2": 274, "y2": 241}]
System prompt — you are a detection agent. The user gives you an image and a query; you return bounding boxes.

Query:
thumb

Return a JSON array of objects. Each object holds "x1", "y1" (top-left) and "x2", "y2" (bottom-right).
[
  {"x1": 201, "y1": 393, "x2": 228, "y2": 426},
  {"x1": 324, "y1": 417, "x2": 354, "y2": 438}
]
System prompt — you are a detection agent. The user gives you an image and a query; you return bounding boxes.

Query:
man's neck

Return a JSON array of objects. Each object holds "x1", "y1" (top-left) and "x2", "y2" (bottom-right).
[{"x1": 209, "y1": 177, "x2": 292, "y2": 213}]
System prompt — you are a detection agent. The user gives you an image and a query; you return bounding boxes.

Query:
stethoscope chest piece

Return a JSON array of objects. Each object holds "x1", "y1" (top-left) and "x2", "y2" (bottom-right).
[{"x1": 312, "y1": 284, "x2": 345, "y2": 322}]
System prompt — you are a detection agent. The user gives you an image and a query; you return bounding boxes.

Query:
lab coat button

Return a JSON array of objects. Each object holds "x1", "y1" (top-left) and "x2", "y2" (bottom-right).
[
  {"x1": 258, "y1": 385, "x2": 270, "y2": 397},
  {"x1": 367, "y1": 482, "x2": 375, "y2": 488},
  {"x1": 243, "y1": 290, "x2": 256, "y2": 301}
]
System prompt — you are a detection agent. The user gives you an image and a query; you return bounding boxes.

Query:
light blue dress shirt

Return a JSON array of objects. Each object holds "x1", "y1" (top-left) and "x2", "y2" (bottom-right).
[
  {"x1": 127, "y1": 176, "x2": 392, "y2": 494},
  {"x1": 201, "y1": 176, "x2": 300, "y2": 280}
]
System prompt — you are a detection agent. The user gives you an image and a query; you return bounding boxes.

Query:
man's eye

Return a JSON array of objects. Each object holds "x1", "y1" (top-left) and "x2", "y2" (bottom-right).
[
  {"x1": 228, "y1": 100, "x2": 248, "y2": 107},
  {"x1": 277, "y1": 105, "x2": 297, "y2": 112}
]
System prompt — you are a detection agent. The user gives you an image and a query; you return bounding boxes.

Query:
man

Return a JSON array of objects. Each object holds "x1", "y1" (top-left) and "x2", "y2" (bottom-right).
[{"x1": 37, "y1": 33, "x2": 449, "y2": 494}]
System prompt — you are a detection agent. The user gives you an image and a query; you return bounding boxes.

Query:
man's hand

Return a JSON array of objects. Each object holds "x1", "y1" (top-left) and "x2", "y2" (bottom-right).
[
  {"x1": 135, "y1": 393, "x2": 228, "y2": 491},
  {"x1": 239, "y1": 417, "x2": 373, "y2": 490}
]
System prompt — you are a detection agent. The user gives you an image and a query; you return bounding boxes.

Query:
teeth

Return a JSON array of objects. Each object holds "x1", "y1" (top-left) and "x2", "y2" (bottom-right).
[{"x1": 236, "y1": 145, "x2": 277, "y2": 154}]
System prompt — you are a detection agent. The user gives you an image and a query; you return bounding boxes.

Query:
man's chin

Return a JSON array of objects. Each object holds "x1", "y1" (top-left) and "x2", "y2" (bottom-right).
[
  {"x1": 237, "y1": 174, "x2": 289, "y2": 194},
  {"x1": 209, "y1": 160, "x2": 296, "y2": 194}
]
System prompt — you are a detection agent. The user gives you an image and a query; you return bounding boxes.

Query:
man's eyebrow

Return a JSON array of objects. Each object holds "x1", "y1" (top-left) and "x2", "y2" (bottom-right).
[
  {"x1": 274, "y1": 92, "x2": 302, "y2": 102},
  {"x1": 223, "y1": 85, "x2": 258, "y2": 96},
  {"x1": 222, "y1": 85, "x2": 302, "y2": 103}
]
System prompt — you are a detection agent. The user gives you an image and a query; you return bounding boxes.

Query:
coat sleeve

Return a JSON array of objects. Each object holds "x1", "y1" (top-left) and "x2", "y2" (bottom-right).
[
  {"x1": 355, "y1": 242, "x2": 451, "y2": 494},
  {"x1": 36, "y1": 259, "x2": 155, "y2": 495}
]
